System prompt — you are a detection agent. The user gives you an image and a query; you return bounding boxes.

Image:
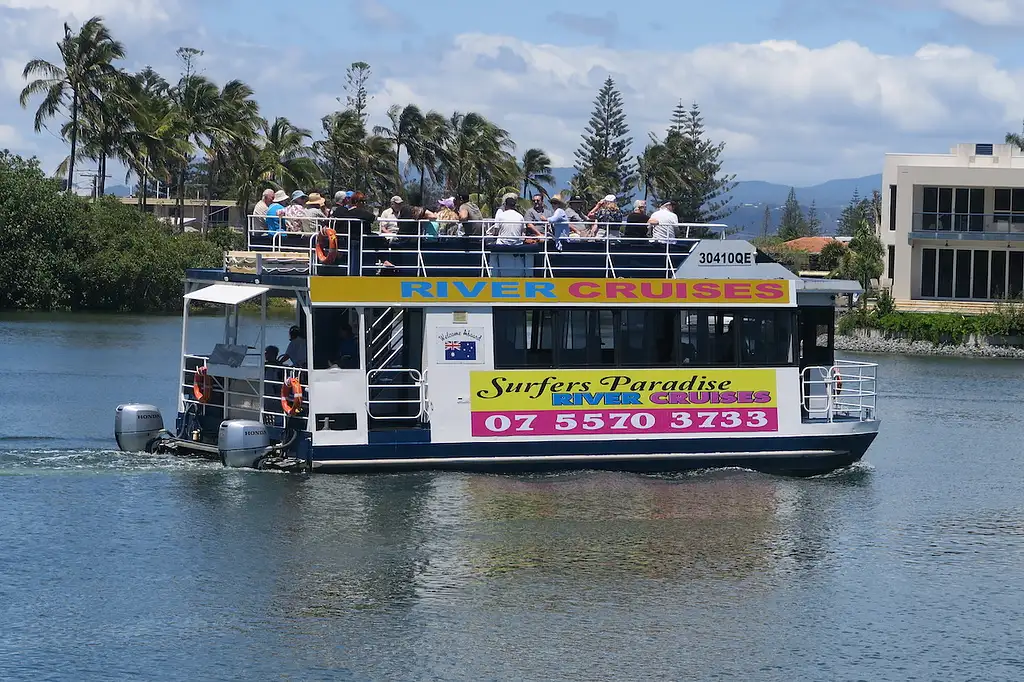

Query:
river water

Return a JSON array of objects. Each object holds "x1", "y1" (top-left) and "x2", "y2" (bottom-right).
[{"x1": 1, "y1": 313, "x2": 1022, "y2": 681}]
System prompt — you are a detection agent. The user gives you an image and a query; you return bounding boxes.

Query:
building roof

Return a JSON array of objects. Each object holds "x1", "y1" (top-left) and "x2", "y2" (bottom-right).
[{"x1": 783, "y1": 236, "x2": 840, "y2": 254}]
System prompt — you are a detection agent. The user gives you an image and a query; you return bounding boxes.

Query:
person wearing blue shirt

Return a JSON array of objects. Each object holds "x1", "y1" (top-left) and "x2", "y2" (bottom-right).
[{"x1": 265, "y1": 190, "x2": 289, "y2": 235}]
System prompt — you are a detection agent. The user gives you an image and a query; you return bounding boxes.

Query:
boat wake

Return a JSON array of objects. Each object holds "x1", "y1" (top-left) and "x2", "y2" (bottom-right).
[{"x1": 0, "y1": 448, "x2": 221, "y2": 473}]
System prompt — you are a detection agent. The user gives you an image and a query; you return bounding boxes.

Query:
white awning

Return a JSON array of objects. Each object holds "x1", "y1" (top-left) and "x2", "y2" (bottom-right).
[{"x1": 184, "y1": 284, "x2": 270, "y2": 305}]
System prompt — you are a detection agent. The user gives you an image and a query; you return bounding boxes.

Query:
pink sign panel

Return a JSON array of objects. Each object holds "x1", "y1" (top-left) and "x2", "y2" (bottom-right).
[{"x1": 471, "y1": 407, "x2": 778, "y2": 438}]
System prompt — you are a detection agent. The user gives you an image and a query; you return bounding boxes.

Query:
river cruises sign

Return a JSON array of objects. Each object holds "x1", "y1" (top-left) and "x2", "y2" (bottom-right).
[
  {"x1": 310, "y1": 277, "x2": 795, "y2": 306},
  {"x1": 468, "y1": 369, "x2": 779, "y2": 438}
]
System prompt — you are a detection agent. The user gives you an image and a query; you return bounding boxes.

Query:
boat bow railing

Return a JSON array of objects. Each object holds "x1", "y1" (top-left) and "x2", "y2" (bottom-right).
[{"x1": 801, "y1": 360, "x2": 877, "y2": 422}]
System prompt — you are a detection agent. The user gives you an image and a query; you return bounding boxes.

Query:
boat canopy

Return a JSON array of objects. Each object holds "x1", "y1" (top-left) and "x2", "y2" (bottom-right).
[{"x1": 184, "y1": 283, "x2": 269, "y2": 305}]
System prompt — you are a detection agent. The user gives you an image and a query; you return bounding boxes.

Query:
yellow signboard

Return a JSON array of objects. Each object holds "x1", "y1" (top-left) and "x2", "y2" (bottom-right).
[
  {"x1": 310, "y1": 277, "x2": 793, "y2": 306},
  {"x1": 468, "y1": 369, "x2": 780, "y2": 437}
]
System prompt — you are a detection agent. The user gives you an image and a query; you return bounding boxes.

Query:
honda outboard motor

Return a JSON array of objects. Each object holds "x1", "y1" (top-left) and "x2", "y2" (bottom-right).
[
  {"x1": 218, "y1": 420, "x2": 271, "y2": 468},
  {"x1": 114, "y1": 404, "x2": 165, "y2": 452}
]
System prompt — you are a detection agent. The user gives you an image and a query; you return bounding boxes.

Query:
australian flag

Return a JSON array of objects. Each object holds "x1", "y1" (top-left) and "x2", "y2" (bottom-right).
[{"x1": 445, "y1": 340, "x2": 477, "y2": 361}]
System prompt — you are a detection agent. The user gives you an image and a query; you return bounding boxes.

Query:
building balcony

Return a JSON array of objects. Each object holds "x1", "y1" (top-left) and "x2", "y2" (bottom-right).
[{"x1": 910, "y1": 212, "x2": 1024, "y2": 241}]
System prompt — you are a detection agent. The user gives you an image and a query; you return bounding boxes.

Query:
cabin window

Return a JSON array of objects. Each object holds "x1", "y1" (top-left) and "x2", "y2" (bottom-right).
[
  {"x1": 493, "y1": 308, "x2": 797, "y2": 369},
  {"x1": 312, "y1": 308, "x2": 360, "y2": 369}
]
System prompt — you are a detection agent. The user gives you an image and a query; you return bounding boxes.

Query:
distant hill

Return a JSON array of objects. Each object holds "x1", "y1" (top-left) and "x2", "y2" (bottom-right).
[
  {"x1": 539, "y1": 169, "x2": 879, "y2": 236},
  {"x1": 105, "y1": 185, "x2": 132, "y2": 197}
]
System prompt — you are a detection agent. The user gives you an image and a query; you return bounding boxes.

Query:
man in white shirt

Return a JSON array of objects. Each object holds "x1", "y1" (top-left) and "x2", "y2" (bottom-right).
[
  {"x1": 279, "y1": 325, "x2": 308, "y2": 368},
  {"x1": 252, "y1": 188, "x2": 274, "y2": 233},
  {"x1": 490, "y1": 193, "x2": 532, "y2": 276},
  {"x1": 648, "y1": 200, "x2": 680, "y2": 243}
]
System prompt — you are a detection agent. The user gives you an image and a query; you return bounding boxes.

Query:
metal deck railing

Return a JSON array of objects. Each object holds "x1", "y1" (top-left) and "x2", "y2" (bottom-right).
[
  {"x1": 241, "y1": 215, "x2": 727, "y2": 279},
  {"x1": 182, "y1": 356, "x2": 310, "y2": 431},
  {"x1": 801, "y1": 360, "x2": 877, "y2": 422}
]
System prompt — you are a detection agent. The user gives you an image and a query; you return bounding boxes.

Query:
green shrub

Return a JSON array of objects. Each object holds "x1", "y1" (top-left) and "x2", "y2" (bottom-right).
[
  {"x1": 874, "y1": 288, "x2": 895, "y2": 316},
  {"x1": 838, "y1": 302, "x2": 1024, "y2": 345},
  {"x1": 0, "y1": 152, "x2": 230, "y2": 313}
]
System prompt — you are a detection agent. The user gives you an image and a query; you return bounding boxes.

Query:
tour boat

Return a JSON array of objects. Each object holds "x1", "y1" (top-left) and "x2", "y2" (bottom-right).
[{"x1": 114, "y1": 216, "x2": 879, "y2": 476}]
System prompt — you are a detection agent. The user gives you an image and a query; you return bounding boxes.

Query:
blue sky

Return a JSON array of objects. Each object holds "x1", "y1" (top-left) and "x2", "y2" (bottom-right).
[{"x1": 3, "y1": 0, "x2": 1024, "y2": 187}]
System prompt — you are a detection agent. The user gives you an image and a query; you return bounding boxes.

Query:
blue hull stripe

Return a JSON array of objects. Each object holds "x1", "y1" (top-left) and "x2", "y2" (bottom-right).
[{"x1": 307, "y1": 432, "x2": 877, "y2": 476}]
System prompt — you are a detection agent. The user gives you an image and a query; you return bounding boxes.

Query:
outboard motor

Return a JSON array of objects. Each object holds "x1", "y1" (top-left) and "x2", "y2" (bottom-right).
[
  {"x1": 218, "y1": 420, "x2": 271, "y2": 468},
  {"x1": 114, "y1": 404, "x2": 165, "y2": 452}
]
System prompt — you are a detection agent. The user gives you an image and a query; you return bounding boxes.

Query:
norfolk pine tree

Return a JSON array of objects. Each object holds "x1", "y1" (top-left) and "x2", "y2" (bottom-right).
[
  {"x1": 777, "y1": 188, "x2": 810, "y2": 241},
  {"x1": 571, "y1": 77, "x2": 636, "y2": 202}
]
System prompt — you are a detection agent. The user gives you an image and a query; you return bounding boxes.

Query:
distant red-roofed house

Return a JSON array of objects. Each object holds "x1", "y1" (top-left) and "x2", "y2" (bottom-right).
[{"x1": 782, "y1": 236, "x2": 848, "y2": 274}]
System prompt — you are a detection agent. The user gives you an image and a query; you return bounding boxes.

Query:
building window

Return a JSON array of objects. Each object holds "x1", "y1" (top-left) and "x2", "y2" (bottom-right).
[
  {"x1": 955, "y1": 250, "x2": 971, "y2": 298},
  {"x1": 888, "y1": 185, "x2": 897, "y2": 231},
  {"x1": 972, "y1": 251, "x2": 989, "y2": 300},
  {"x1": 887, "y1": 245, "x2": 895, "y2": 281},
  {"x1": 991, "y1": 251, "x2": 1007, "y2": 299},
  {"x1": 1009, "y1": 252, "x2": 1024, "y2": 298},
  {"x1": 937, "y1": 249, "x2": 954, "y2": 297},
  {"x1": 994, "y1": 189, "x2": 1024, "y2": 227},
  {"x1": 921, "y1": 248, "x2": 937, "y2": 297},
  {"x1": 922, "y1": 186, "x2": 982, "y2": 231}
]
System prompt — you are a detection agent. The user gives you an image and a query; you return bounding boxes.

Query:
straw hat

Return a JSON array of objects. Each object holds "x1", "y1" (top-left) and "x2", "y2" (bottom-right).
[
  {"x1": 550, "y1": 194, "x2": 566, "y2": 206},
  {"x1": 272, "y1": 190, "x2": 288, "y2": 203},
  {"x1": 306, "y1": 193, "x2": 325, "y2": 207}
]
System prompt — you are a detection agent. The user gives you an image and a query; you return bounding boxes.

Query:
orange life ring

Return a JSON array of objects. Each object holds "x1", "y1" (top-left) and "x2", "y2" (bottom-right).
[
  {"x1": 316, "y1": 228, "x2": 338, "y2": 264},
  {"x1": 281, "y1": 377, "x2": 304, "y2": 415},
  {"x1": 833, "y1": 371, "x2": 843, "y2": 394},
  {"x1": 193, "y1": 365, "x2": 213, "y2": 404}
]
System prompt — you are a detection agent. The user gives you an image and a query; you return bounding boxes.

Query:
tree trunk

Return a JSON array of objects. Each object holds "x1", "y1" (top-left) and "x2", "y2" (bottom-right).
[
  {"x1": 204, "y1": 156, "x2": 214, "y2": 235},
  {"x1": 418, "y1": 164, "x2": 426, "y2": 205},
  {"x1": 67, "y1": 91, "x2": 79, "y2": 193},
  {"x1": 523, "y1": 179, "x2": 528, "y2": 198},
  {"x1": 98, "y1": 149, "x2": 107, "y2": 197},
  {"x1": 177, "y1": 165, "x2": 186, "y2": 232}
]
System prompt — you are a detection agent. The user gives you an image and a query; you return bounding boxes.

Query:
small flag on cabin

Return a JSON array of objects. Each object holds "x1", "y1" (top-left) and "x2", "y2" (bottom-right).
[{"x1": 445, "y1": 340, "x2": 477, "y2": 361}]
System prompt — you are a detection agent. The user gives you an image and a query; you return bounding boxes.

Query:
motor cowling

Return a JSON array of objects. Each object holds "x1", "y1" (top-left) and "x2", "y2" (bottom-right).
[
  {"x1": 115, "y1": 404, "x2": 165, "y2": 452},
  {"x1": 218, "y1": 420, "x2": 271, "y2": 468}
]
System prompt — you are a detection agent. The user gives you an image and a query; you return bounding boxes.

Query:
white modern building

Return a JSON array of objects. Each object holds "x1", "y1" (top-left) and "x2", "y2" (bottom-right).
[{"x1": 881, "y1": 142, "x2": 1024, "y2": 308}]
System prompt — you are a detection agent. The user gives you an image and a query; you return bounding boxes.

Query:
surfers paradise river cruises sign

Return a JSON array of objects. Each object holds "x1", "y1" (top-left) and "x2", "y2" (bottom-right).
[
  {"x1": 468, "y1": 369, "x2": 779, "y2": 438},
  {"x1": 310, "y1": 277, "x2": 795, "y2": 306}
]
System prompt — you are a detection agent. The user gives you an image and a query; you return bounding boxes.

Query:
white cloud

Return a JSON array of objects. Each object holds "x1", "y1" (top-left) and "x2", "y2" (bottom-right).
[
  {"x1": 0, "y1": 0, "x2": 175, "y2": 27},
  {"x1": 0, "y1": 123, "x2": 29, "y2": 149},
  {"x1": 6, "y1": 8, "x2": 1024, "y2": 185},
  {"x1": 939, "y1": 0, "x2": 1024, "y2": 26}
]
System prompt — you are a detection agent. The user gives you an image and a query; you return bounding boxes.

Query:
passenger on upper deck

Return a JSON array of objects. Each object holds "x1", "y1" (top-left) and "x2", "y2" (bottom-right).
[
  {"x1": 623, "y1": 200, "x2": 649, "y2": 239},
  {"x1": 435, "y1": 197, "x2": 461, "y2": 235},
  {"x1": 587, "y1": 194, "x2": 624, "y2": 238},
  {"x1": 378, "y1": 196, "x2": 402, "y2": 234},
  {"x1": 649, "y1": 200, "x2": 680, "y2": 243},
  {"x1": 457, "y1": 193, "x2": 484, "y2": 237},
  {"x1": 305, "y1": 193, "x2": 327, "y2": 231},
  {"x1": 285, "y1": 190, "x2": 309, "y2": 232},
  {"x1": 544, "y1": 194, "x2": 580, "y2": 243},
  {"x1": 265, "y1": 190, "x2": 289, "y2": 235},
  {"x1": 524, "y1": 194, "x2": 551, "y2": 236},
  {"x1": 253, "y1": 188, "x2": 275, "y2": 232},
  {"x1": 338, "y1": 192, "x2": 378, "y2": 275}
]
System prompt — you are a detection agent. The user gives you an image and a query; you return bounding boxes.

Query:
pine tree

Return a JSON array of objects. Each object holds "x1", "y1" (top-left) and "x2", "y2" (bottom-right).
[
  {"x1": 761, "y1": 205, "x2": 772, "y2": 237},
  {"x1": 675, "y1": 102, "x2": 735, "y2": 222},
  {"x1": 837, "y1": 191, "x2": 870, "y2": 237},
  {"x1": 805, "y1": 200, "x2": 821, "y2": 236},
  {"x1": 777, "y1": 188, "x2": 809, "y2": 241},
  {"x1": 343, "y1": 61, "x2": 372, "y2": 122},
  {"x1": 571, "y1": 77, "x2": 636, "y2": 202}
]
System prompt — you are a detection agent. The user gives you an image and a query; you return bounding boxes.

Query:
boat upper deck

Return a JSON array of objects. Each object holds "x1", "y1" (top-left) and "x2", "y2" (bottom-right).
[{"x1": 185, "y1": 216, "x2": 863, "y2": 305}]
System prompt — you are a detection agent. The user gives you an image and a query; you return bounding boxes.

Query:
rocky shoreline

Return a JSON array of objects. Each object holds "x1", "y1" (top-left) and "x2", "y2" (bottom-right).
[{"x1": 834, "y1": 332, "x2": 1024, "y2": 359}]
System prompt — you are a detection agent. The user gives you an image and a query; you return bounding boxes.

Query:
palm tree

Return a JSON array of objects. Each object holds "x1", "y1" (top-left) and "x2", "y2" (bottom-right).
[
  {"x1": 258, "y1": 117, "x2": 321, "y2": 192},
  {"x1": 169, "y1": 72, "x2": 221, "y2": 228},
  {"x1": 373, "y1": 103, "x2": 423, "y2": 190},
  {"x1": 202, "y1": 79, "x2": 261, "y2": 227},
  {"x1": 122, "y1": 67, "x2": 183, "y2": 208},
  {"x1": 408, "y1": 110, "x2": 448, "y2": 203},
  {"x1": 20, "y1": 16, "x2": 126, "y2": 191},
  {"x1": 519, "y1": 148, "x2": 554, "y2": 198}
]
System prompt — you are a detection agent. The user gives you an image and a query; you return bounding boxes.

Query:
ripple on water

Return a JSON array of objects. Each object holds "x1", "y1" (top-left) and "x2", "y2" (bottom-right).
[{"x1": 0, "y1": 448, "x2": 222, "y2": 474}]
